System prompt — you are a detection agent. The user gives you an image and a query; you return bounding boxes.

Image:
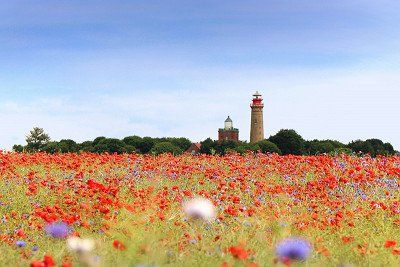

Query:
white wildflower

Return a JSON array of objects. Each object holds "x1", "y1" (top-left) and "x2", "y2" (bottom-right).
[
  {"x1": 67, "y1": 237, "x2": 95, "y2": 253},
  {"x1": 183, "y1": 197, "x2": 216, "y2": 222}
]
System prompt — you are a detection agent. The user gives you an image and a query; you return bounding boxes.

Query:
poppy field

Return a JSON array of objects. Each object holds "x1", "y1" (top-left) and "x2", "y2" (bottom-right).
[{"x1": 1, "y1": 152, "x2": 400, "y2": 266}]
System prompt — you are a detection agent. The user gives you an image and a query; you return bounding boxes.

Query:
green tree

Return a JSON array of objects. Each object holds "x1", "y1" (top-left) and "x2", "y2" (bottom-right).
[
  {"x1": 383, "y1": 142, "x2": 396, "y2": 155},
  {"x1": 257, "y1": 140, "x2": 281, "y2": 154},
  {"x1": 268, "y1": 129, "x2": 305, "y2": 155},
  {"x1": 93, "y1": 136, "x2": 107, "y2": 147},
  {"x1": 123, "y1": 135, "x2": 142, "y2": 148},
  {"x1": 199, "y1": 139, "x2": 239, "y2": 155},
  {"x1": 235, "y1": 142, "x2": 260, "y2": 155},
  {"x1": 78, "y1": 141, "x2": 94, "y2": 152},
  {"x1": 25, "y1": 127, "x2": 51, "y2": 152},
  {"x1": 93, "y1": 138, "x2": 127, "y2": 154},
  {"x1": 153, "y1": 137, "x2": 169, "y2": 144},
  {"x1": 150, "y1": 142, "x2": 183, "y2": 155},
  {"x1": 200, "y1": 138, "x2": 215, "y2": 154},
  {"x1": 247, "y1": 143, "x2": 261, "y2": 152},
  {"x1": 124, "y1": 145, "x2": 137, "y2": 153},
  {"x1": 332, "y1": 147, "x2": 353, "y2": 155},
  {"x1": 12, "y1": 144, "x2": 24, "y2": 153},
  {"x1": 304, "y1": 140, "x2": 335, "y2": 155},
  {"x1": 214, "y1": 140, "x2": 237, "y2": 155},
  {"x1": 58, "y1": 139, "x2": 78, "y2": 153},
  {"x1": 43, "y1": 141, "x2": 60, "y2": 154},
  {"x1": 167, "y1": 137, "x2": 192, "y2": 151},
  {"x1": 325, "y1": 140, "x2": 346, "y2": 149},
  {"x1": 347, "y1": 140, "x2": 374, "y2": 155},
  {"x1": 364, "y1": 138, "x2": 396, "y2": 156},
  {"x1": 234, "y1": 145, "x2": 247, "y2": 155},
  {"x1": 137, "y1": 137, "x2": 155, "y2": 154}
]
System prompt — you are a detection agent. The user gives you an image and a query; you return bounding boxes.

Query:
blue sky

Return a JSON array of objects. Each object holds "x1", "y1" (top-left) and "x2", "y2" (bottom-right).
[{"x1": 0, "y1": 1, "x2": 399, "y2": 150}]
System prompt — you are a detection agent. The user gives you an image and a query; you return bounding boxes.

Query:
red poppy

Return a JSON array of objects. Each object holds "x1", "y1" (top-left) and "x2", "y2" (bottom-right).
[
  {"x1": 229, "y1": 244, "x2": 250, "y2": 260},
  {"x1": 385, "y1": 240, "x2": 397, "y2": 248},
  {"x1": 113, "y1": 240, "x2": 126, "y2": 251}
]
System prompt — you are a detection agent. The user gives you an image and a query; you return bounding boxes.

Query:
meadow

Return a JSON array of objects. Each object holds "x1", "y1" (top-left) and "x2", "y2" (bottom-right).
[{"x1": 0, "y1": 152, "x2": 399, "y2": 266}]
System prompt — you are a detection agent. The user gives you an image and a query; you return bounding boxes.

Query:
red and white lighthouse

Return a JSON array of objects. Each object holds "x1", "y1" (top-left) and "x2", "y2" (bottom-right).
[{"x1": 250, "y1": 91, "x2": 264, "y2": 143}]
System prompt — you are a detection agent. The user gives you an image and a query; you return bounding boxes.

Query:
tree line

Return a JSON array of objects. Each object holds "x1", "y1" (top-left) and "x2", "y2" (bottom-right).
[
  {"x1": 13, "y1": 127, "x2": 398, "y2": 156},
  {"x1": 200, "y1": 129, "x2": 397, "y2": 157}
]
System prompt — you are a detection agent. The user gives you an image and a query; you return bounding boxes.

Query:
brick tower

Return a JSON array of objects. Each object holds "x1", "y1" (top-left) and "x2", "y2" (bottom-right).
[
  {"x1": 218, "y1": 116, "x2": 239, "y2": 141},
  {"x1": 250, "y1": 91, "x2": 264, "y2": 143}
]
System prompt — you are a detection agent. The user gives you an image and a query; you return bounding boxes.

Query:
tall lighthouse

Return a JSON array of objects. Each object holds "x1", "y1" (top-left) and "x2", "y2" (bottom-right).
[{"x1": 250, "y1": 91, "x2": 264, "y2": 143}]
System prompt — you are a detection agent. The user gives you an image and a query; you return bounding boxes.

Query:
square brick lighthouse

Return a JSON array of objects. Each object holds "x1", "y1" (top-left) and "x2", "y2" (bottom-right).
[{"x1": 218, "y1": 116, "x2": 239, "y2": 141}]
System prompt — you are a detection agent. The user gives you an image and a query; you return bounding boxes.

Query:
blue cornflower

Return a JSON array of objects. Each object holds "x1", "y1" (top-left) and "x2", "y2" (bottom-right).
[
  {"x1": 45, "y1": 221, "x2": 71, "y2": 238},
  {"x1": 32, "y1": 245, "x2": 39, "y2": 251},
  {"x1": 275, "y1": 237, "x2": 312, "y2": 261},
  {"x1": 16, "y1": 240, "x2": 26, "y2": 247}
]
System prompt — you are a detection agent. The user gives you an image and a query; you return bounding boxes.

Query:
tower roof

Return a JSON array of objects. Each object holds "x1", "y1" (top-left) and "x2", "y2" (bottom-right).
[
  {"x1": 253, "y1": 91, "x2": 262, "y2": 97},
  {"x1": 225, "y1": 116, "x2": 232, "y2": 122}
]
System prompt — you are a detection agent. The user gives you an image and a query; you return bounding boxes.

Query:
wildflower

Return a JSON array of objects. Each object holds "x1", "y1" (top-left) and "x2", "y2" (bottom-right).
[
  {"x1": 16, "y1": 229, "x2": 26, "y2": 237},
  {"x1": 183, "y1": 197, "x2": 216, "y2": 222},
  {"x1": 30, "y1": 254, "x2": 56, "y2": 267},
  {"x1": 43, "y1": 254, "x2": 55, "y2": 267},
  {"x1": 45, "y1": 222, "x2": 70, "y2": 238},
  {"x1": 275, "y1": 237, "x2": 312, "y2": 261},
  {"x1": 67, "y1": 237, "x2": 95, "y2": 253},
  {"x1": 113, "y1": 240, "x2": 126, "y2": 251},
  {"x1": 16, "y1": 240, "x2": 26, "y2": 247},
  {"x1": 385, "y1": 240, "x2": 397, "y2": 248},
  {"x1": 32, "y1": 245, "x2": 39, "y2": 251},
  {"x1": 62, "y1": 262, "x2": 73, "y2": 267},
  {"x1": 30, "y1": 261, "x2": 44, "y2": 267},
  {"x1": 228, "y1": 244, "x2": 250, "y2": 260},
  {"x1": 341, "y1": 236, "x2": 354, "y2": 244}
]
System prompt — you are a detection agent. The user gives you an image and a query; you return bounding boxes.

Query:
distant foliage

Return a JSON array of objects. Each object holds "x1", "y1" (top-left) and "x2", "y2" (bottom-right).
[
  {"x1": 256, "y1": 140, "x2": 281, "y2": 154},
  {"x1": 78, "y1": 141, "x2": 94, "y2": 152},
  {"x1": 268, "y1": 129, "x2": 305, "y2": 155},
  {"x1": 123, "y1": 135, "x2": 142, "y2": 148},
  {"x1": 150, "y1": 142, "x2": 183, "y2": 155},
  {"x1": 167, "y1": 137, "x2": 192, "y2": 151},
  {"x1": 58, "y1": 139, "x2": 78, "y2": 153},
  {"x1": 200, "y1": 138, "x2": 215, "y2": 155},
  {"x1": 200, "y1": 139, "x2": 238, "y2": 155},
  {"x1": 304, "y1": 140, "x2": 335, "y2": 155},
  {"x1": 348, "y1": 140, "x2": 374, "y2": 155},
  {"x1": 12, "y1": 128, "x2": 397, "y2": 156},
  {"x1": 93, "y1": 138, "x2": 128, "y2": 154},
  {"x1": 137, "y1": 137, "x2": 155, "y2": 154},
  {"x1": 235, "y1": 143, "x2": 260, "y2": 155},
  {"x1": 214, "y1": 140, "x2": 238, "y2": 155},
  {"x1": 348, "y1": 139, "x2": 395, "y2": 156},
  {"x1": 12, "y1": 144, "x2": 24, "y2": 153},
  {"x1": 25, "y1": 127, "x2": 51, "y2": 152},
  {"x1": 43, "y1": 142, "x2": 60, "y2": 154},
  {"x1": 92, "y1": 137, "x2": 107, "y2": 147}
]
